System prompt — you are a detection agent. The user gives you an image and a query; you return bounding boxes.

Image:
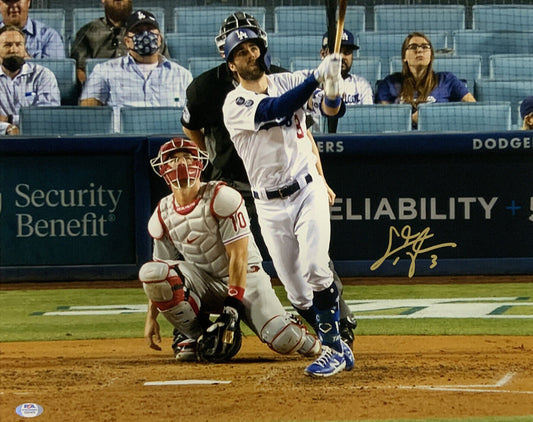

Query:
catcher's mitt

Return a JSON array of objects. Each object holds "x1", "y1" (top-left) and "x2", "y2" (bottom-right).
[{"x1": 197, "y1": 296, "x2": 243, "y2": 363}]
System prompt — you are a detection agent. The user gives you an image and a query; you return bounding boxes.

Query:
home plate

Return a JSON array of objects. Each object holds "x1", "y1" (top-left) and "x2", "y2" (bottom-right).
[{"x1": 144, "y1": 380, "x2": 231, "y2": 386}]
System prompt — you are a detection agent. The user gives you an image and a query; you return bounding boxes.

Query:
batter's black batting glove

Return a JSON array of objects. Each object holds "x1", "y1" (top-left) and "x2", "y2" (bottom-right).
[{"x1": 197, "y1": 296, "x2": 244, "y2": 363}]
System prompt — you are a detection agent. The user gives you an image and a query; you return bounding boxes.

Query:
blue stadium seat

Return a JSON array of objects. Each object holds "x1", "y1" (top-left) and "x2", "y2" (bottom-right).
[
  {"x1": 19, "y1": 106, "x2": 114, "y2": 135},
  {"x1": 388, "y1": 57, "x2": 403, "y2": 74},
  {"x1": 389, "y1": 55, "x2": 481, "y2": 90},
  {"x1": 120, "y1": 106, "x2": 183, "y2": 135},
  {"x1": 352, "y1": 56, "x2": 382, "y2": 90},
  {"x1": 188, "y1": 57, "x2": 224, "y2": 78},
  {"x1": 489, "y1": 55, "x2": 533, "y2": 80},
  {"x1": 29, "y1": 9, "x2": 66, "y2": 43},
  {"x1": 452, "y1": 31, "x2": 533, "y2": 77},
  {"x1": 474, "y1": 79, "x2": 533, "y2": 127},
  {"x1": 29, "y1": 58, "x2": 78, "y2": 105},
  {"x1": 268, "y1": 34, "x2": 323, "y2": 70},
  {"x1": 165, "y1": 34, "x2": 218, "y2": 67},
  {"x1": 289, "y1": 57, "x2": 321, "y2": 72},
  {"x1": 417, "y1": 102, "x2": 511, "y2": 132},
  {"x1": 373, "y1": 5, "x2": 465, "y2": 32},
  {"x1": 173, "y1": 6, "x2": 266, "y2": 35},
  {"x1": 472, "y1": 5, "x2": 533, "y2": 32},
  {"x1": 334, "y1": 104, "x2": 412, "y2": 134},
  {"x1": 357, "y1": 31, "x2": 447, "y2": 69},
  {"x1": 85, "y1": 58, "x2": 110, "y2": 79},
  {"x1": 72, "y1": 6, "x2": 166, "y2": 39},
  {"x1": 431, "y1": 55, "x2": 481, "y2": 90},
  {"x1": 274, "y1": 6, "x2": 365, "y2": 34}
]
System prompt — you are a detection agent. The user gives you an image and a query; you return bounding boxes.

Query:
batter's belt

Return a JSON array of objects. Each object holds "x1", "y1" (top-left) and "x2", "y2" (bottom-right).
[{"x1": 252, "y1": 174, "x2": 313, "y2": 200}]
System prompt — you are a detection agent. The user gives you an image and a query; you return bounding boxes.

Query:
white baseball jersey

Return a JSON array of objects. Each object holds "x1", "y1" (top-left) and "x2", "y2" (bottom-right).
[
  {"x1": 308, "y1": 73, "x2": 374, "y2": 121},
  {"x1": 223, "y1": 72, "x2": 318, "y2": 192},
  {"x1": 148, "y1": 181, "x2": 262, "y2": 279},
  {"x1": 222, "y1": 72, "x2": 334, "y2": 309}
]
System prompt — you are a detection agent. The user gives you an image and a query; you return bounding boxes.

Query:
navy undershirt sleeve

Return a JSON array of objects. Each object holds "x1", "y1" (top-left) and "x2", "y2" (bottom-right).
[{"x1": 255, "y1": 75, "x2": 319, "y2": 124}]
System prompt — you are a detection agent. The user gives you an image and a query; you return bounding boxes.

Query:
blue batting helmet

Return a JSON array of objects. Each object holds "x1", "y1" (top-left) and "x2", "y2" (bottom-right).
[{"x1": 224, "y1": 27, "x2": 270, "y2": 70}]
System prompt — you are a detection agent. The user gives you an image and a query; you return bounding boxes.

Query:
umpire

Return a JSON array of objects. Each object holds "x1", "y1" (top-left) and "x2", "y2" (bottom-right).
[
  {"x1": 181, "y1": 12, "x2": 273, "y2": 260},
  {"x1": 180, "y1": 12, "x2": 357, "y2": 349}
]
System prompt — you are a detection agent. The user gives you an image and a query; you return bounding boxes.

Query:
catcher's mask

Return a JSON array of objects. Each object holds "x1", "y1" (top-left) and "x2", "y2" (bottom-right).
[
  {"x1": 215, "y1": 11, "x2": 268, "y2": 57},
  {"x1": 151, "y1": 138, "x2": 208, "y2": 188}
]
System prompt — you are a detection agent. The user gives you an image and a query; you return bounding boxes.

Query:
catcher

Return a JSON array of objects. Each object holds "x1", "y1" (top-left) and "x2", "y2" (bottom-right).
[{"x1": 140, "y1": 137, "x2": 321, "y2": 362}]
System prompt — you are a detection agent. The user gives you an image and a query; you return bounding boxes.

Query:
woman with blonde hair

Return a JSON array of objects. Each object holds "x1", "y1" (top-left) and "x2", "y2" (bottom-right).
[{"x1": 376, "y1": 32, "x2": 475, "y2": 127}]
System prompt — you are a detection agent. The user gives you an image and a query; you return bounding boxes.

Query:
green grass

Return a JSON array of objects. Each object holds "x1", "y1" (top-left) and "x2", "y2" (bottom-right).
[
  {"x1": 0, "y1": 283, "x2": 532, "y2": 342},
  {"x1": 0, "y1": 288, "x2": 148, "y2": 342},
  {"x1": 506, "y1": 305, "x2": 533, "y2": 315},
  {"x1": 301, "y1": 283, "x2": 533, "y2": 302}
]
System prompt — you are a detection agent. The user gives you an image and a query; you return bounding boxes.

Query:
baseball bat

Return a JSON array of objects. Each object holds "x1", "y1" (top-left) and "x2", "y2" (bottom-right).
[{"x1": 334, "y1": 0, "x2": 348, "y2": 53}]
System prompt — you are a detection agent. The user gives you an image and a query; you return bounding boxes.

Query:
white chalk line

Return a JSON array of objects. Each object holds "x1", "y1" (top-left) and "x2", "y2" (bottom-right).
[
  {"x1": 144, "y1": 380, "x2": 231, "y2": 386},
  {"x1": 36, "y1": 297, "x2": 533, "y2": 318},
  {"x1": 392, "y1": 372, "x2": 533, "y2": 394},
  {"x1": 396, "y1": 386, "x2": 533, "y2": 394}
]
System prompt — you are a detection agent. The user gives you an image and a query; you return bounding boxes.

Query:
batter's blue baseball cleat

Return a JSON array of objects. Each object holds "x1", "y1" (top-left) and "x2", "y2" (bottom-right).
[
  {"x1": 341, "y1": 340, "x2": 355, "y2": 371},
  {"x1": 304, "y1": 346, "x2": 346, "y2": 377}
]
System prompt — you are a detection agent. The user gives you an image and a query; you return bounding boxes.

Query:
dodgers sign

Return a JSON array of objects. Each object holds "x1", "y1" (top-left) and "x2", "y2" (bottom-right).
[{"x1": 318, "y1": 131, "x2": 533, "y2": 277}]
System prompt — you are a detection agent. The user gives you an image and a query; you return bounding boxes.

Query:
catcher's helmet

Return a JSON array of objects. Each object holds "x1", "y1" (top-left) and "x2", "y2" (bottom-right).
[
  {"x1": 215, "y1": 11, "x2": 268, "y2": 57},
  {"x1": 150, "y1": 138, "x2": 208, "y2": 188},
  {"x1": 224, "y1": 27, "x2": 271, "y2": 71}
]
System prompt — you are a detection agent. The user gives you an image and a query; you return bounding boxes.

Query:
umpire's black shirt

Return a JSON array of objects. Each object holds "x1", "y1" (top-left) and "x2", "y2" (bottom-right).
[{"x1": 181, "y1": 63, "x2": 287, "y2": 185}]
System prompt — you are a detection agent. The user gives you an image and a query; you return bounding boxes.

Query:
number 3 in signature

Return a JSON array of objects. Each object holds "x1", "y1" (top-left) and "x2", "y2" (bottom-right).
[{"x1": 371, "y1": 225, "x2": 457, "y2": 278}]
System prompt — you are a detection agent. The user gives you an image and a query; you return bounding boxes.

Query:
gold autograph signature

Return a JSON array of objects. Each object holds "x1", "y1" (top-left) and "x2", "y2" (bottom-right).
[{"x1": 371, "y1": 225, "x2": 457, "y2": 278}]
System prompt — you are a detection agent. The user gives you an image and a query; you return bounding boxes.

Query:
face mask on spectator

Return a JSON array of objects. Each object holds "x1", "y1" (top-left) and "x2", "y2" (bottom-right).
[
  {"x1": 2, "y1": 55, "x2": 25, "y2": 72},
  {"x1": 131, "y1": 31, "x2": 159, "y2": 56}
]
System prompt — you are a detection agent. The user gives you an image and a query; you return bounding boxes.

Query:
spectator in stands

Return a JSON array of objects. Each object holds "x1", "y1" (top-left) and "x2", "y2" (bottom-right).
[
  {"x1": 0, "y1": 0, "x2": 65, "y2": 59},
  {"x1": 0, "y1": 25, "x2": 60, "y2": 135},
  {"x1": 309, "y1": 29, "x2": 373, "y2": 133},
  {"x1": 376, "y1": 32, "x2": 475, "y2": 128},
  {"x1": 80, "y1": 10, "x2": 191, "y2": 108},
  {"x1": 520, "y1": 96, "x2": 533, "y2": 130},
  {"x1": 71, "y1": 0, "x2": 170, "y2": 85}
]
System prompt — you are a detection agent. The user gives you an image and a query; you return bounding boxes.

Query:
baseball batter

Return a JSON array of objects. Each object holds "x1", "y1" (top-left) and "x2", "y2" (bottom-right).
[
  {"x1": 140, "y1": 138, "x2": 320, "y2": 362},
  {"x1": 222, "y1": 28, "x2": 354, "y2": 377},
  {"x1": 182, "y1": 12, "x2": 357, "y2": 350}
]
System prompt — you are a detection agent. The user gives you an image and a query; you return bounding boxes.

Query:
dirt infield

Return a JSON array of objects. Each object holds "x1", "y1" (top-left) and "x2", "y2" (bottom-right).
[{"x1": 1, "y1": 335, "x2": 532, "y2": 422}]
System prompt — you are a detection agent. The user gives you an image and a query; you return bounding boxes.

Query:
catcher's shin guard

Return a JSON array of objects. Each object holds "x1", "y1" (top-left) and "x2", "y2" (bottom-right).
[
  {"x1": 140, "y1": 261, "x2": 203, "y2": 339},
  {"x1": 260, "y1": 314, "x2": 320, "y2": 355}
]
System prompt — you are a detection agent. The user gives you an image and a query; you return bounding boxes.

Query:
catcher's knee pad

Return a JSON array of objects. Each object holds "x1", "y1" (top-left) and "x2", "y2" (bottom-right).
[
  {"x1": 140, "y1": 261, "x2": 202, "y2": 339},
  {"x1": 260, "y1": 314, "x2": 320, "y2": 355}
]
